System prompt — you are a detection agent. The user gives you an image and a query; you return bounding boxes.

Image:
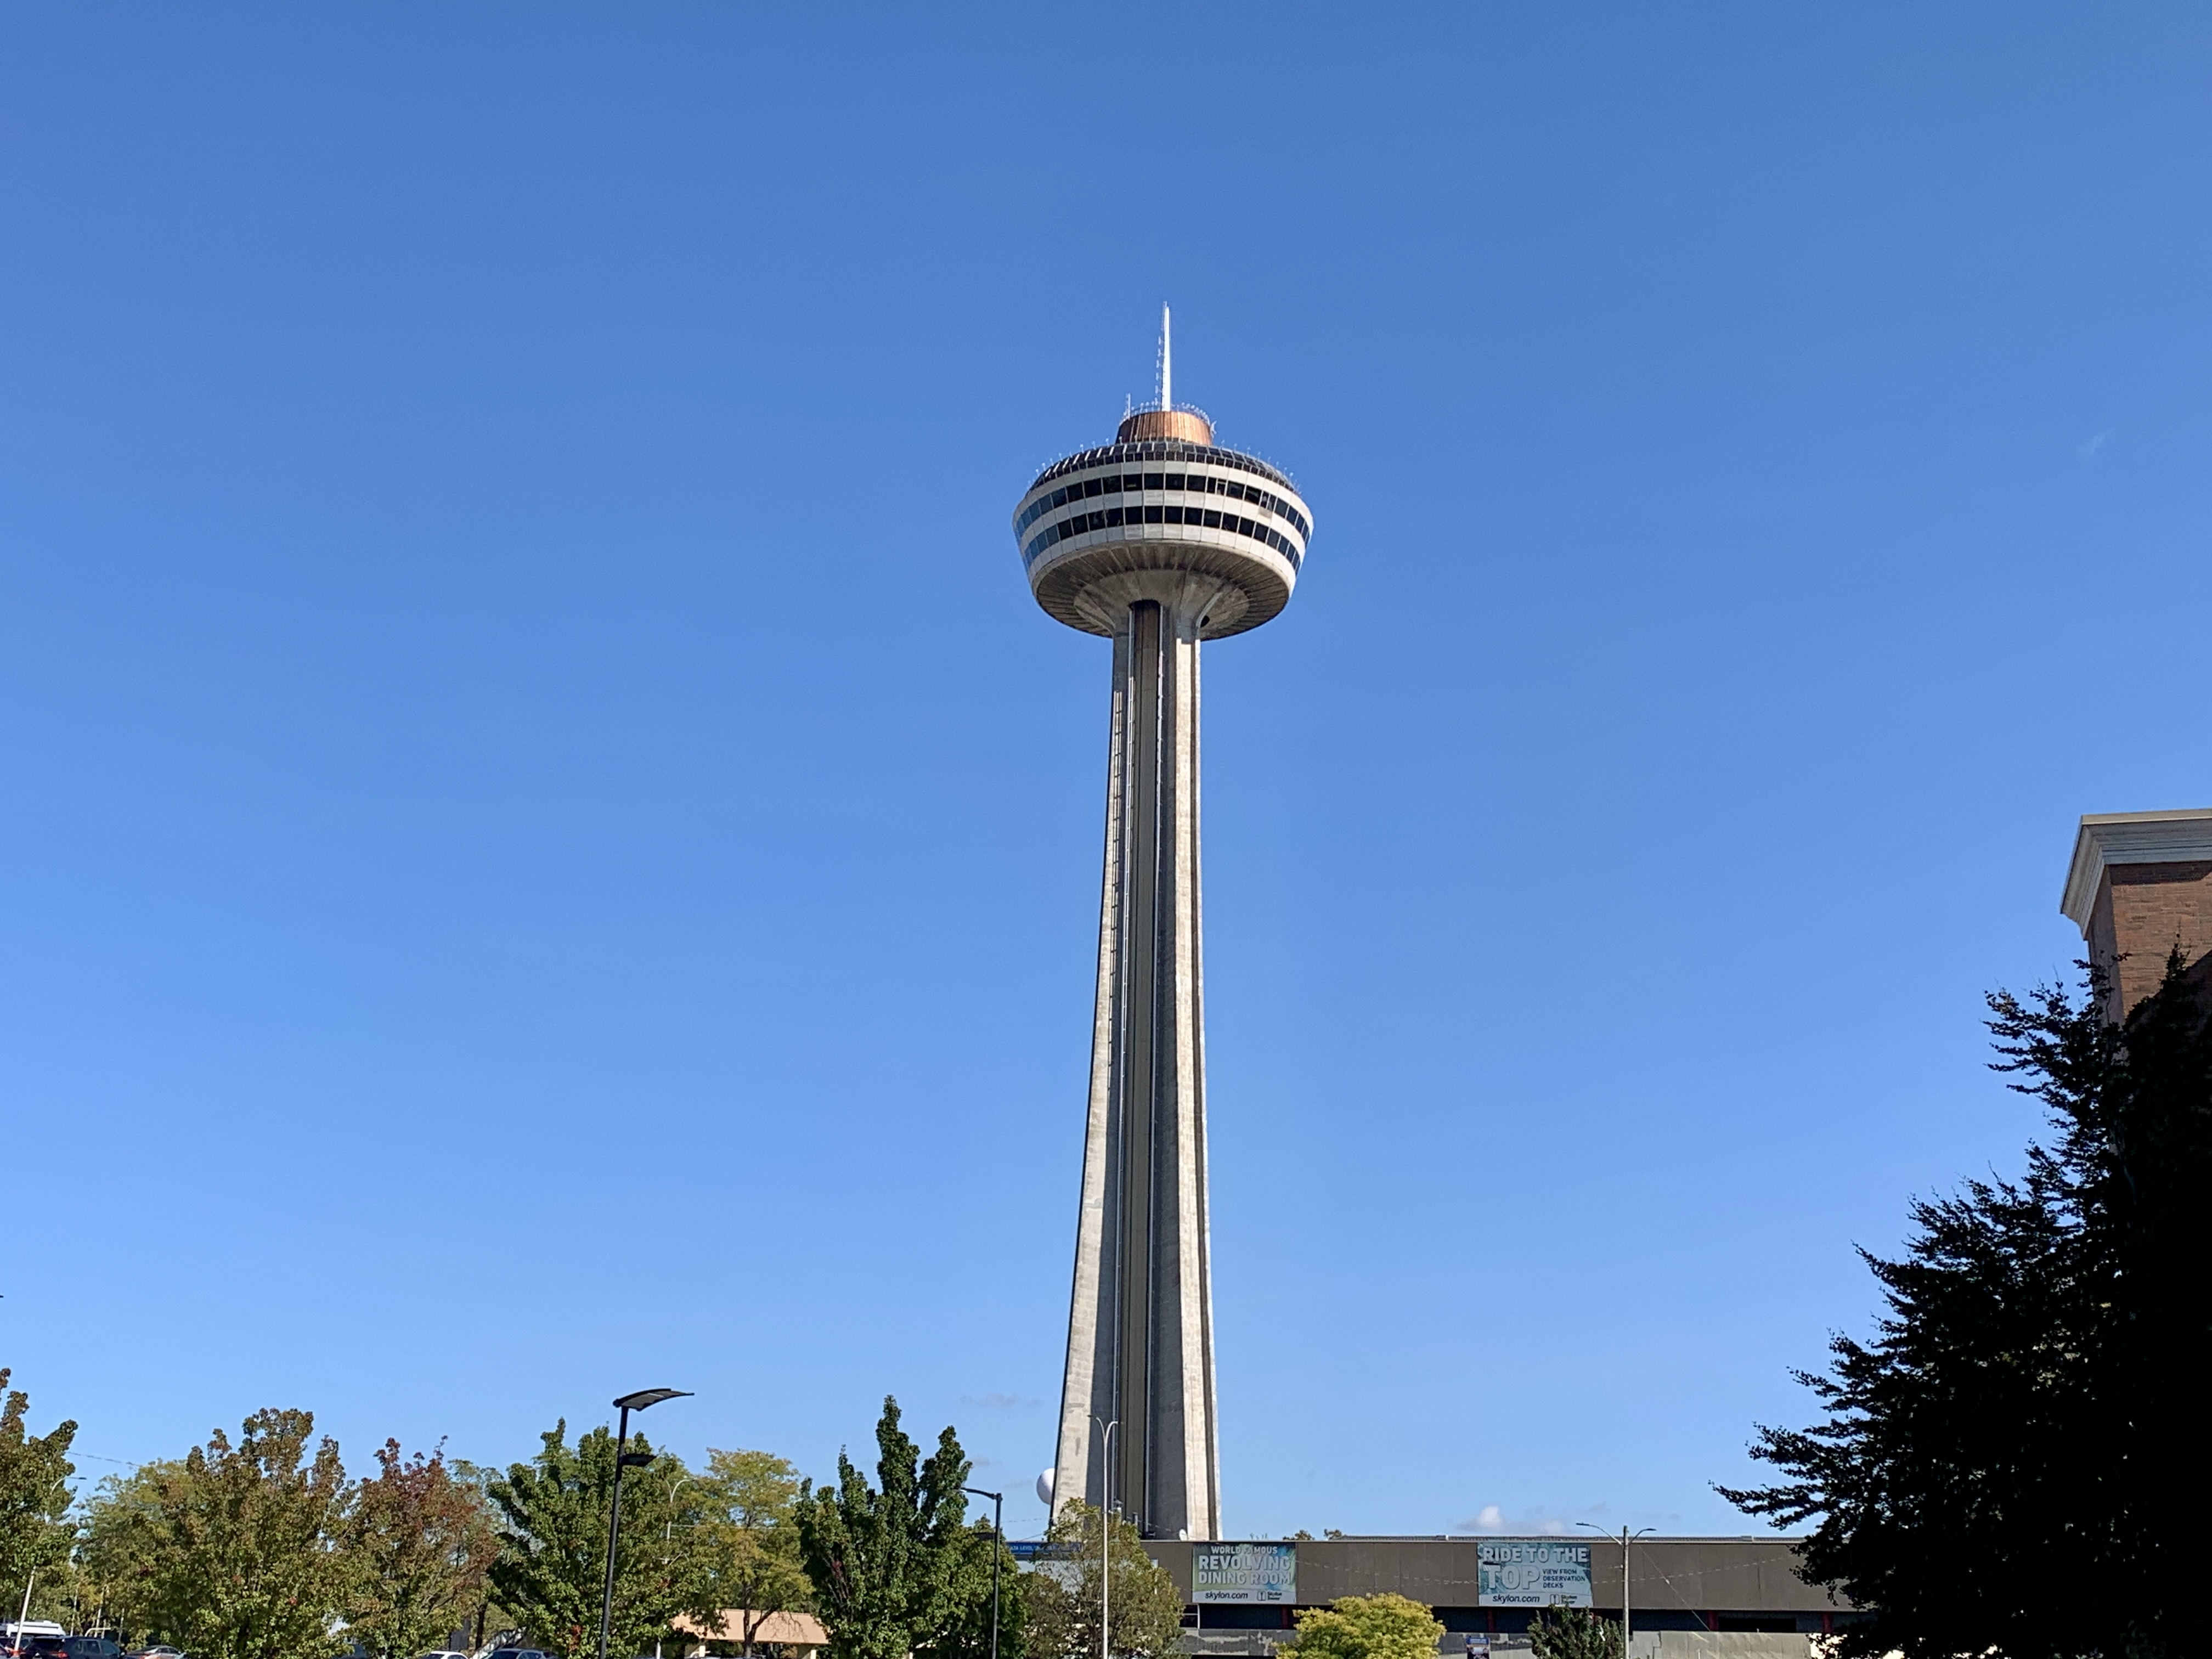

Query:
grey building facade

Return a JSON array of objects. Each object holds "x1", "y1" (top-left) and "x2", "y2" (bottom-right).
[{"x1": 1130, "y1": 1536, "x2": 1851, "y2": 1652}]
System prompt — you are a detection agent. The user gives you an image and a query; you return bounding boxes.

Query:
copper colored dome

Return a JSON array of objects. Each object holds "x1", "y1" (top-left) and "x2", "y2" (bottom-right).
[{"x1": 1115, "y1": 408, "x2": 1214, "y2": 444}]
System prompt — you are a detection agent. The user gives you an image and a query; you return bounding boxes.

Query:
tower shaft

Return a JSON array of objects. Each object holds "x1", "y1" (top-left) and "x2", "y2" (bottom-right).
[{"x1": 1054, "y1": 587, "x2": 1220, "y2": 1542}]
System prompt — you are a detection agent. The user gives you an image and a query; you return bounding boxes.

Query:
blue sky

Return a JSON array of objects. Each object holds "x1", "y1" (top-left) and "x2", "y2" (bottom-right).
[{"x1": 4, "y1": 4, "x2": 2209, "y2": 1540}]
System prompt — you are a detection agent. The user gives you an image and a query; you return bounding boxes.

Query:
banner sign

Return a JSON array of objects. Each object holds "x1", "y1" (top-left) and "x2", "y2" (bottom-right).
[
  {"x1": 1192, "y1": 1542, "x2": 1297, "y2": 1605},
  {"x1": 1476, "y1": 1541, "x2": 1592, "y2": 1608},
  {"x1": 1007, "y1": 1542, "x2": 1081, "y2": 1562}
]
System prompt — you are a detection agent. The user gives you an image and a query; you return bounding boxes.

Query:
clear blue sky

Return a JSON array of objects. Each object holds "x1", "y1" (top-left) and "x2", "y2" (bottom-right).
[{"x1": 5, "y1": 4, "x2": 2209, "y2": 1541}]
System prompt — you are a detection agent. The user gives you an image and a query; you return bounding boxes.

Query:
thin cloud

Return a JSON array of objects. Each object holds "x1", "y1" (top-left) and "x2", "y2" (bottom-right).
[
  {"x1": 2080, "y1": 431, "x2": 2109, "y2": 456},
  {"x1": 959, "y1": 1392, "x2": 1043, "y2": 1411},
  {"x1": 1454, "y1": 1504, "x2": 1575, "y2": 1536}
]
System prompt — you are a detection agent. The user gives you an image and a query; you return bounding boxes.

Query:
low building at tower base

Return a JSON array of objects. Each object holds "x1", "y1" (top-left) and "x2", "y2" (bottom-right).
[{"x1": 1034, "y1": 1534, "x2": 1858, "y2": 1658}]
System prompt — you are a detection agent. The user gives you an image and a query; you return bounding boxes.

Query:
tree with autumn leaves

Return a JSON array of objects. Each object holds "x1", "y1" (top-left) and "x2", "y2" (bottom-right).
[
  {"x1": 65, "y1": 1406, "x2": 812, "y2": 1659},
  {"x1": 349, "y1": 1439, "x2": 503, "y2": 1659},
  {"x1": 80, "y1": 1409, "x2": 360, "y2": 1659},
  {"x1": 75, "y1": 1409, "x2": 499, "y2": 1659}
]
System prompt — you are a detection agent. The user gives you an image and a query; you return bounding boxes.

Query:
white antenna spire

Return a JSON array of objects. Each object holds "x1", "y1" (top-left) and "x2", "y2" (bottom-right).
[{"x1": 1159, "y1": 303, "x2": 1173, "y2": 412}]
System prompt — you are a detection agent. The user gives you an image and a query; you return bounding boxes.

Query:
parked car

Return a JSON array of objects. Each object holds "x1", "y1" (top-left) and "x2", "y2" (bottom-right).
[
  {"x1": 414, "y1": 1651, "x2": 472, "y2": 1659},
  {"x1": 481, "y1": 1647, "x2": 550, "y2": 1659},
  {"x1": 123, "y1": 1646, "x2": 185, "y2": 1659},
  {"x1": 65, "y1": 1639, "x2": 122, "y2": 1659},
  {"x1": 2, "y1": 1636, "x2": 70, "y2": 1659}
]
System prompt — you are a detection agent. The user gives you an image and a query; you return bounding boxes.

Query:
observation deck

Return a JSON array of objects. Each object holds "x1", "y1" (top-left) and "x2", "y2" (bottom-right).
[{"x1": 1012, "y1": 405, "x2": 1314, "y2": 640}]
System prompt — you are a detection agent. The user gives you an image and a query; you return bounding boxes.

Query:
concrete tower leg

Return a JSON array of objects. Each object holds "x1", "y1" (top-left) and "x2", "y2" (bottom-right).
[{"x1": 1053, "y1": 579, "x2": 1222, "y2": 1542}]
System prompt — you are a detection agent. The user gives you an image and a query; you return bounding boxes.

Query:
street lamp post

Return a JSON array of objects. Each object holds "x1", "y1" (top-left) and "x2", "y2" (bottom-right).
[
  {"x1": 1091, "y1": 1419, "x2": 1118, "y2": 1659},
  {"x1": 963, "y1": 1487, "x2": 1004, "y2": 1659},
  {"x1": 1577, "y1": 1525, "x2": 1652, "y2": 1657},
  {"x1": 665, "y1": 1473, "x2": 699, "y2": 1547},
  {"x1": 601, "y1": 1388, "x2": 692, "y2": 1659},
  {"x1": 655, "y1": 1476, "x2": 700, "y2": 1659}
]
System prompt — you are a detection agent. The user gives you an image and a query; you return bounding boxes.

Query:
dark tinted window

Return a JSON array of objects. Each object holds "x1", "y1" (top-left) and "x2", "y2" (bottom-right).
[
  {"x1": 1027, "y1": 438, "x2": 1295, "y2": 495},
  {"x1": 1164, "y1": 505, "x2": 1184, "y2": 524},
  {"x1": 1201, "y1": 509, "x2": 1221, "y2": 528},
  {"x1": 1164, "y1": 473, "x2": 1184, "y2": 489},
  {"x1": 1144, "y1": 505, "x2": 1163, "y2": 522},
  {"x1": 1105, "y1": 506, "x2": 1124, "y2": 526},
  {"x1": 1144, "y1": 473, "x2": 1164, "y2": 488},
  {"x1": 1051, "y1": 488, "x2": 1068, "y2": 507},
  {"x1": 1123, "y1": 475, "x2": 1142, "y2": 490},
  {"x1": 1102, "y1": 475, "x2": 1121, "y2": 492},
  {"x1": 1082, "y1": 478, "x2": 1101, "y2": 498}
]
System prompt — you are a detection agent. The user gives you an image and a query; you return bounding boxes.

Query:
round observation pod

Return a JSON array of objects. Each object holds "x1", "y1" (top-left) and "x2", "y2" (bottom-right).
[{"x1": 1011, "y1": 403, "x2": 1313, "y2": 640}]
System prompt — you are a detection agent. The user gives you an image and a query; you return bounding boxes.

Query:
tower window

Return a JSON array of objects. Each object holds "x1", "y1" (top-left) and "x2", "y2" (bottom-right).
[
  {"x1": 1144, "y1": 505, "x2": 1163, "y2": 523},
  {"x1": 1201, "y1": 510, "x2": 1222, "y2": 528},
  {"x1": 1164, "y1": 506, "x2": 1184, "y2": 524},
  {"x1": 1144, "y1": 473, "x2": 1164, "y2": 489},
  {"x1": 1164, "y1": 473, "x2": 1185, "y2": 490}
]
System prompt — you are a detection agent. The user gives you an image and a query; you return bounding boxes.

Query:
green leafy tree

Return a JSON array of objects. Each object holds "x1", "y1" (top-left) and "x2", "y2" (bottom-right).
[
  {"x1": 916, "y1": 1520, "x2": 1018, "y2": 1659},
  {"x1": 1020, "y1": 1503, "x2": 1177, "y2": 1659},
  {"x1": 1526, "y1": 1607, "x2": 1619, "y2": 1659},
  {"x1": 487, "y1": 1423, "x2": 708, "y2": 1659},
  {"x1": 348, "y1": 1440, "x2": 500, "y2": 1659},
  {"x1": 0, "y1": 1370, "x2": 78, "y2": 1618},
  {"x1": 691, "y1": 1450, "x2": 813, "y2": 1653},
  {"x1": 1722, "y1": 956, "x2": 2212, "y2": 1659},
  {"x1": 77, "y1": 1409, "x2": 354, "y2": 1659},
  {"x1": 1279, "y1": 1594, "x2": 1443, "y2": 1659},
  {"x1": 792, "y1": 1398, "x2": 1017, "y2": 1659},
  {"x1": 80, "y1": 1461, "x2": 181, "y2": 1642}
]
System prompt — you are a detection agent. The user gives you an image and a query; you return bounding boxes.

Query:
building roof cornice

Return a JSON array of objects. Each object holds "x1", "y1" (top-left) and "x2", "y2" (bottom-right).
[{"x1": 2061, "y1": 808, "x2": 2212, "y2": 930}]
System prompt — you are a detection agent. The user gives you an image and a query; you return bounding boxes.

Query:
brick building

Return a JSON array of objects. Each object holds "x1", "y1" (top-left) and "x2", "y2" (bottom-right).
[{"x1": 2061, "y1": 808, "x2": 2212, "y2": 1019}]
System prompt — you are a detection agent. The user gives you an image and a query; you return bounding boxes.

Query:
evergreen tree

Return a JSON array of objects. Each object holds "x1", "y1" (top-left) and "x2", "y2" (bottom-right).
[
  {"x1": 793, "y1": 1398, "x2": 1018, "y2": 1659},
  {"x1": 1722, "y1": 955, "x2": 2212, "y2": 1659}
]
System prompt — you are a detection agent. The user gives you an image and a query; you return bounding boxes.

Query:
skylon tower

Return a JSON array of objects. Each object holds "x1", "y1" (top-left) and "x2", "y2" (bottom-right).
[{"x1": 1015, "y1": 309, "x2": 1313, "y2": 1541}]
